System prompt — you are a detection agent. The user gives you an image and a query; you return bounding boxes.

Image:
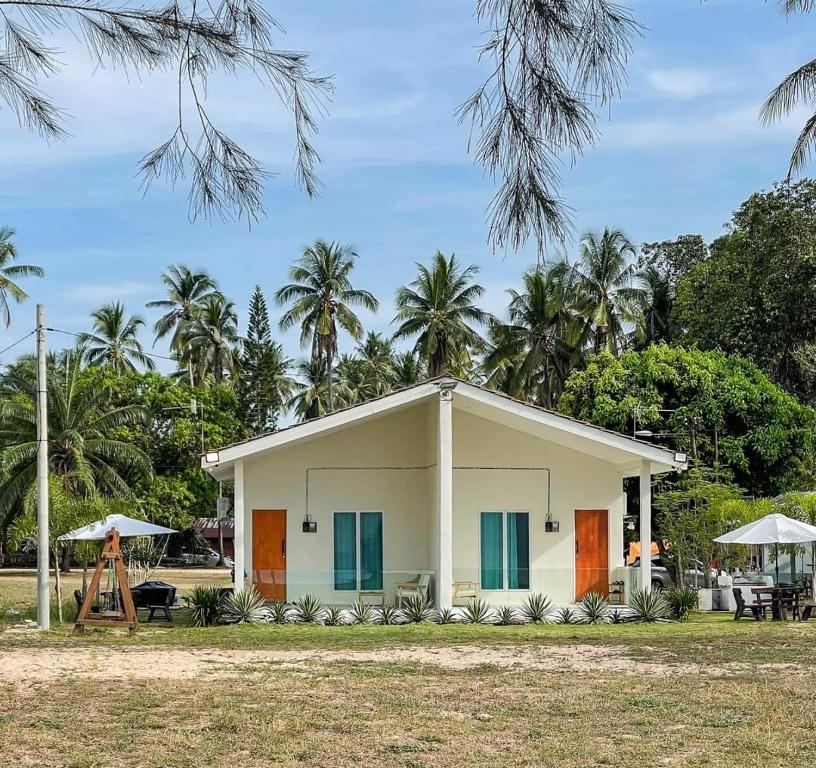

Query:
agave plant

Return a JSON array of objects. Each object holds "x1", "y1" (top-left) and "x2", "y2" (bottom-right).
[
  {"x1": 434, "y1": 607, "x2": 457, "y2": 625},
  {"x1": 556, "y1": 606, "x2": 577, "y2": 625},
  {"x1": 629, "y1": 588, "x2": 672, "y2": 623},
  {"x1": 494, "y1": 605, "x2": 518, "y2": 626},
  {"x1": 664, "y1": 587, "x2": 698, "y2": 622},
  {"x1": 379, "y1": 605, "x2": 401, "y2": 625},
  {"x1": 609, "y1": 608, "x2": 628, "y2": 624},
  {"x1": 269, "y1": 600, "x2": 289, "y2": 625},
  {"x1": 462, "y1": 598, "x2": 491, "y2": 625},
  {"x1": 401, "y1": 594, "x2": 434, "y2": 624},
  {"x1": 520, "y1": 593, "x2": 552, "y2": 624},
  {"x1": 219, "y1": 588, "x2": 268, "y2": 624},
  {"x1": 187, "y1": 584, "x2": 224, "y2": 627},
  {"x1": 579, "y1": 592, "x2": 610, "y2": 625},
  {"x1": 349, "y1": 601, "x2": 374, "y2": 625},
  {"x1": 323, "y1": 606, "x2": 345, "y2": 626},
  {"x1": 293, "y1": 594, "x2": 325, "y2": 624}
]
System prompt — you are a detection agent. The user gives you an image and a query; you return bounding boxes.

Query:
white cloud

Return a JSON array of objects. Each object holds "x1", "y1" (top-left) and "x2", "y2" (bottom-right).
[
  {"x1": 72, "y1": 281, "x2": 153, "y2": 303},
  {"x1": 646, "y1": 68, "x2": 722, "y2": 100}
]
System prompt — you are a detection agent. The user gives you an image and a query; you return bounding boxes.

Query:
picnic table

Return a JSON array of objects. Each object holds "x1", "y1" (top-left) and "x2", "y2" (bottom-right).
[{"x1": 750, "y1": 585, "x2": 803, "y2": 621}]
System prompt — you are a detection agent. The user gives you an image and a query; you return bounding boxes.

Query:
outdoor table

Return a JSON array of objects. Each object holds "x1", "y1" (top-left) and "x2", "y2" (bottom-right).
[{"x1": 750, "y1": 586, "x2": 803, "y2": 620}]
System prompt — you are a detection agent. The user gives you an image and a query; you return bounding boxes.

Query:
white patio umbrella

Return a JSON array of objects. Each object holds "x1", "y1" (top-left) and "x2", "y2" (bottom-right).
[
  {"x1": 714, "y1": 512, "x2": 816, "y2": 584},
  {"x1": 58, "y1": 513, "x2": 176, "y2": 541}
]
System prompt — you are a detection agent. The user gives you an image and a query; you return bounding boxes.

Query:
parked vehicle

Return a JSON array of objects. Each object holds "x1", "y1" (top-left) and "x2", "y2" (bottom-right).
[
  {"x1": 178, "y1": 547, "x2": 233, "y2": 568},
  {"x1": 631, "y1": 556, "x2": 715, "y2": 590}
]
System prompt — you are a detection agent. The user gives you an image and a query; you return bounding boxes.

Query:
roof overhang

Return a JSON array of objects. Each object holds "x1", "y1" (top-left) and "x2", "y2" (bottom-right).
[{"x1": 202, "y1": 378, "x2": 686, "y2": 479}]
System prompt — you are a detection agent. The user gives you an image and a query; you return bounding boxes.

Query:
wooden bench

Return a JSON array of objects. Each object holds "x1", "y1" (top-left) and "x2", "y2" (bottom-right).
[
  {"x1": 732, "y1": 588, "x2": 765, "y2": 621},
  {"x1": 802, "y1": 603, "x2": 816, "y2": 621}
]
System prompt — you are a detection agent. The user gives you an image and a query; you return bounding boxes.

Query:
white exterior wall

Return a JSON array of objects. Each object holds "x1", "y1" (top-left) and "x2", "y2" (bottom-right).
[
  {"x1": 452, "y1": 409, "x2": 626, "y2": 606},
  {"x1": 242, "y1": 402, "x2": 435, "y2": 604},
  {"x1": 238, "y1": 396, "x2": 626, "y2": 606}
]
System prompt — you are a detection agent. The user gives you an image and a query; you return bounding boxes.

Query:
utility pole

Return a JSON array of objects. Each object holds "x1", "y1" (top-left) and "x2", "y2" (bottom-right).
[{"x1": 36, "y1": 304, "x2": 49, "y2": 630}]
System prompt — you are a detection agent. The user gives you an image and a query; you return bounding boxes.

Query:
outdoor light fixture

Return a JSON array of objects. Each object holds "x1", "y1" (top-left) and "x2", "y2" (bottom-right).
[
  {"x1": 634, "y1": 429, "x2": 654, "y2": 438},
  {"x1": 544, "y1": 512, "x2": 559, "y2": 533},
  {"x1": 205, "y1": 451, "x2": 220, "y2": 464},
  {"x1": 674, "y1": 451, "x2": 688, "y2": 464},
  {"x1": 302, "y1": 513, "x2": 317, "y2": 533},
  {"x1": 438, "y1": 380, "x2": 458, "y2": 400}
]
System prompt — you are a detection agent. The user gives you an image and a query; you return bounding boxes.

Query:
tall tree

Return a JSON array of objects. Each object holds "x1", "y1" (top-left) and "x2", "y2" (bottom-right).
[
  {"x1": 0, "y1": 2, "x2": 330, "y2": 222},
  {"x1": 392, "y1": 351, "x2": 424, "y2": 389},
  {"x1": 393, "y1": 252, "x2": 488, "y2": 378},
  {"x1": 147, "y1": 265, "x2": 217, "y2": 385},
  {"x1": 458, "y1": 1, "x2": 639, "y2": 254},
  {"x1": 276, "y1": 240, "x2": 379, "y2": 412},
  {"x1": 673, "y1": 180, "x2": 816, "y2": 400},
  {"x1": 482, "y1": 263, "x2": 585, "y2": 407},
  {"x1": 288, "y1": 358, "x2": 340, "y2": 422},
  {"x1": 0, "y1": 226, "x2": 44, "y2": 327},
  {"x1": 79, "y1": 302, "x2": 155, "y2": 373},
  {"x1": 0, "y1": 349, "x2": 151, "y2": 531},
  {"x1": 633, "y1": 266, "x2": 674, "y2": 349},
  {"x1": 572, "y1": 228, "x2": 643, "y2": 355},
  {"x1": 186, "y1": 294, "x2": 240, "y2": 386},
  {"x1": 240, "y1": 285, "x2": 295, "y2": 432}
]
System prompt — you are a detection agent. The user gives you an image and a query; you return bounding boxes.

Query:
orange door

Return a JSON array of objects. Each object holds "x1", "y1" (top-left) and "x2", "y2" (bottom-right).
[
  {"x1": 574, "y1": 509, "x2": 609, "y2": 600},
  {"x1": 252, "y1": 509, "x2": 286, "y2": 601}
]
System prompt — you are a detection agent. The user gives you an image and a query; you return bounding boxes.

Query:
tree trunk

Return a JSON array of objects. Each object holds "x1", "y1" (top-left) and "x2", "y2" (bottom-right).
[
  {"x1": 59, "y1": 544, "x2": 72, "y2": 573},
  {"x1": 326, "y1": 349, "x2": 333, "y2": 413},
  {"x1": 217, "y1": 519, "x2": 225, "y2": 567}
]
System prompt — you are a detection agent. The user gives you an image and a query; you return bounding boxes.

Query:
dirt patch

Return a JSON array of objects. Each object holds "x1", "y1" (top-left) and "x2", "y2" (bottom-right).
[{"x1": 1, "y1": 643, "x2": 808, "y2": 688}]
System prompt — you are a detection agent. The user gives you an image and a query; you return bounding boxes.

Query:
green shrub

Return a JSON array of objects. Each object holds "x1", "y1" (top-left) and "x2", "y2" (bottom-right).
[
  {"x1": 292, "y1": 594, "x2": 324, "y2": 624},
  {"x1": 401, "y1": 594, "x2": 434, "y2": 623},
  {"x1": 665, "y1": 587, "x2": 698, "y2": 622},
  {"x1": 219, "y1": 588, "x2": 267, "y2": 624},
  {"x1": 556, "y1": 606, "x2": 577, "y2": 624},
  {"x1": 434, "y1": 607, "x2": 456, "y2": 625},
  {"x1": 495, "y1": 605, "x2": 517, "y2": 626},
  {"x1": 629, "y1": 588, "x2": 672, "y2": 623},
  {"x1": 188, "y1": 584, "x2": 223, "y2": 627},
  {"x1": 462, "y1": 598, "x2": 491, "y2": 624},
  {"x1": 379, "y1": 605, "x2": 401, "y2": 625},
  {"x1": 323, "y1": 606, "x2": 345, "y2": 626},
  {"x1": 269, "y1": 600, "x2": 289, "y2": 624},
  {"x1": 520, "y1": 593, "x2": 552, "y2": 624},
  {"x1": 609, "y1": 608, "x2": 628, "y2": 624},
  {"x1": 349, "y1": 601, "x2": 374, "y2": 625},
  {"x1": 579, "y1": 592, "x2": 610, "y2": 624}
]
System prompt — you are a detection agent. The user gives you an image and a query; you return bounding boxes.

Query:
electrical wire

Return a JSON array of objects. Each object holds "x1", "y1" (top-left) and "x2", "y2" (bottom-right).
[
  {"x1": 0, "y1": 329, "x2": 35, "y2": 358},
  {"x1": 46, "y1": 327, "x2": 180, "y2": 363}
]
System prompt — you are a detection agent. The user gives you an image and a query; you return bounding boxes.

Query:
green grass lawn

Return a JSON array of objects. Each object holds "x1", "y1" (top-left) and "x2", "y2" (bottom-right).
[{"x1": 3, "y1": 574, "x2": 816, "y2": 767}]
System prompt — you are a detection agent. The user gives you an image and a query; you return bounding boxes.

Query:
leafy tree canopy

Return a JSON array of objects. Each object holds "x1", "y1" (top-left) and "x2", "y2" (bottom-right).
[{"x1": 558, "y1": 345, "x2": 816, "y2": 496}]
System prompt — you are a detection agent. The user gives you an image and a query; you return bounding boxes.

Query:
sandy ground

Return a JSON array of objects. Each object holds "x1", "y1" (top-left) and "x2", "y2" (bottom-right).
[{"x1": 1, "y1": 643, "x2": 807, "y2": 688}]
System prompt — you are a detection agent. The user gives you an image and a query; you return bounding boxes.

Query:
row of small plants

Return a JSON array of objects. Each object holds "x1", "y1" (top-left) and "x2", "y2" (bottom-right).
[{"x1": 188, "y1": 584, "x2": 699, "y2": 628}]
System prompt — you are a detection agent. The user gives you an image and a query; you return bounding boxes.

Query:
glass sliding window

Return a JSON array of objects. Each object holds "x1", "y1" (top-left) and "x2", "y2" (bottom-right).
[
  {"x1": 507, "y1": 512, "x2": 530, "y2": 589},
  {"x1": 333, "y1": 511, "x2": 383, "y2": 590},
  {"x1": 480, "y1": 512, "x2": 504, "y2": 590},
  {"x1": 359, "y1": 512, "x2": 383, "y2": 590},
  {"x1": 480, "y1": 511, "x2": 530, "y2": 590},
  {"x1": 333, "y1": 513, "x2": 357, "y2": 590}
]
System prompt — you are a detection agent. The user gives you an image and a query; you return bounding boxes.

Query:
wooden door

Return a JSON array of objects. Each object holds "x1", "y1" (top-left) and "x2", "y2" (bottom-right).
[
  {"x1": 252, "y1": 509, "x2": 286, "y2": 601},
  {"x1": 574, "y1": 509, "x2": 609, "y2": 600}
]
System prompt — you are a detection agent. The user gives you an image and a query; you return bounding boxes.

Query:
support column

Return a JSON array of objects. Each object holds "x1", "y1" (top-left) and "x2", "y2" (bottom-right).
[
  {"x1": 233, "y1": 459, "x2": 245, "y2": 592},
  {"x1": 639, "y1": 459, "x2": 652, "y2": 592},
  {"x1": 436, "y1": 385, "x2": 454, "y2": 608}
]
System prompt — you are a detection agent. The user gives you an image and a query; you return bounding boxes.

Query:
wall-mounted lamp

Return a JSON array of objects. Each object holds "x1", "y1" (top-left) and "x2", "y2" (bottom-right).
[
  {"x1": 438, "y1": 380, "x2": 458, "y2": 401},
  {"x1": 205, "y1": 451, "x2": 220, "y2": 464},
  {"x1": 674, "y1": 451, "x2": 688, "y2": 464},
  {"x1": 544, "y1": 511, "x2": 559, "y2": 533},
  {"x1": 302, "y1": 513, "x2": 317, "y2": 533}
]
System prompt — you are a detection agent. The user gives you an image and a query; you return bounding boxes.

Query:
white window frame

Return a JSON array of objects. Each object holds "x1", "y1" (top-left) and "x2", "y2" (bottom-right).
[
  {"x1": 478, "y1": 509, "x2": 531, "y2": 592},
  {"x1": 332, "y1": 509, "x2": 384, "y2": 592}
]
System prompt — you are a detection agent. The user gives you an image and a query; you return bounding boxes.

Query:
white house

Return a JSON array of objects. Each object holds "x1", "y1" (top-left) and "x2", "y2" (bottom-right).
[{"x1": 202, "y1": 377, "x2": 687, "y2": 607}]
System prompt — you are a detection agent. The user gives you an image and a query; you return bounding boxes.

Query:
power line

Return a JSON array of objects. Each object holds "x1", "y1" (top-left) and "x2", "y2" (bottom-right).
[
  {"x1": 46, "y1": 327, "x2": 181, "y2": 363},
  {"x1": 0, "y1": 329, "x2": 35, "y2": 358}
]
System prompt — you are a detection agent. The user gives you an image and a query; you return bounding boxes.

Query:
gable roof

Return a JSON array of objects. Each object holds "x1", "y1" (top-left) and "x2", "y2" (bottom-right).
[{"x1": 202, "y1": 377, "x2": 687, "y2": 477}]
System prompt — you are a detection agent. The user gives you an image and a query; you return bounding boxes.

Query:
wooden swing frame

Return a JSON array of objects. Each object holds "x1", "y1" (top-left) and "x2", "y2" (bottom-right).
[{"x1": 74, "y1": 528, "x2": 138, "y2": 633}]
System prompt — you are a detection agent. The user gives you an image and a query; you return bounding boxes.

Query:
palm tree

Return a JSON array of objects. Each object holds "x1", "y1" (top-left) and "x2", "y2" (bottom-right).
[
  {"x1": 0, "y1": 349, "x2": 151, "y2": 530},
  {"x1": 0, "y1": 226, "x2": 44, "y2": 327},
  {"x1": 572, "y1": 228, "x2": 643, "y2": 355},
  {"x1": 393, "y1": 251, "x2": 488, "y2": 378},
  {"x1": 288, "y1": 358, "x2": 338, "y2": 421},
  {"x1": 633, "y1": 265, "x2": 673, "y2": 348},
  {"x1": 276, "y1": 240, "x2": 379, "y2": 411},
  {"x1": 354, "y1": 332, "x2": 396, "y2": 400},
  {"x1": 482, "y1": 263, "x2": 586, "y2": 407},
  {"x1": 392, "y1": 351, "x2": 424, "y2": 389},
  {"x1": 79, "y1": 302, "x2": 155, "y2": 373},
  {"x1": 146, "y1": 265, "x2": 218, "y2": 384},
  {"x1": 186, "y1": 294, "x2": 240, "y2": 386}
]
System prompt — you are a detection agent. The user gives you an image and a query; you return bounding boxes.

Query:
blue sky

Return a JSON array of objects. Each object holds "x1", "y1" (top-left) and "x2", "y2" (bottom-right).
[{"x1": 0, "y1": 0, "x2": 814, "y2": 366}]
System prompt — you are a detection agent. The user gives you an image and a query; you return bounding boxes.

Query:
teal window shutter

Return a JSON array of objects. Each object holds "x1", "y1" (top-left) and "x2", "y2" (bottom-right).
[
  {"x1": 333, "y1": 512, "x2": 357, "y2": 590},
  {"x1": 359, "y1": 512, "x2": 383, "y2": 590},
  {"x1": 480, "y1": 512, "x2": 504, "y2": 589},
  {"x1": 507, "y1": 512, "x2": 530, "y2": 589}
]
